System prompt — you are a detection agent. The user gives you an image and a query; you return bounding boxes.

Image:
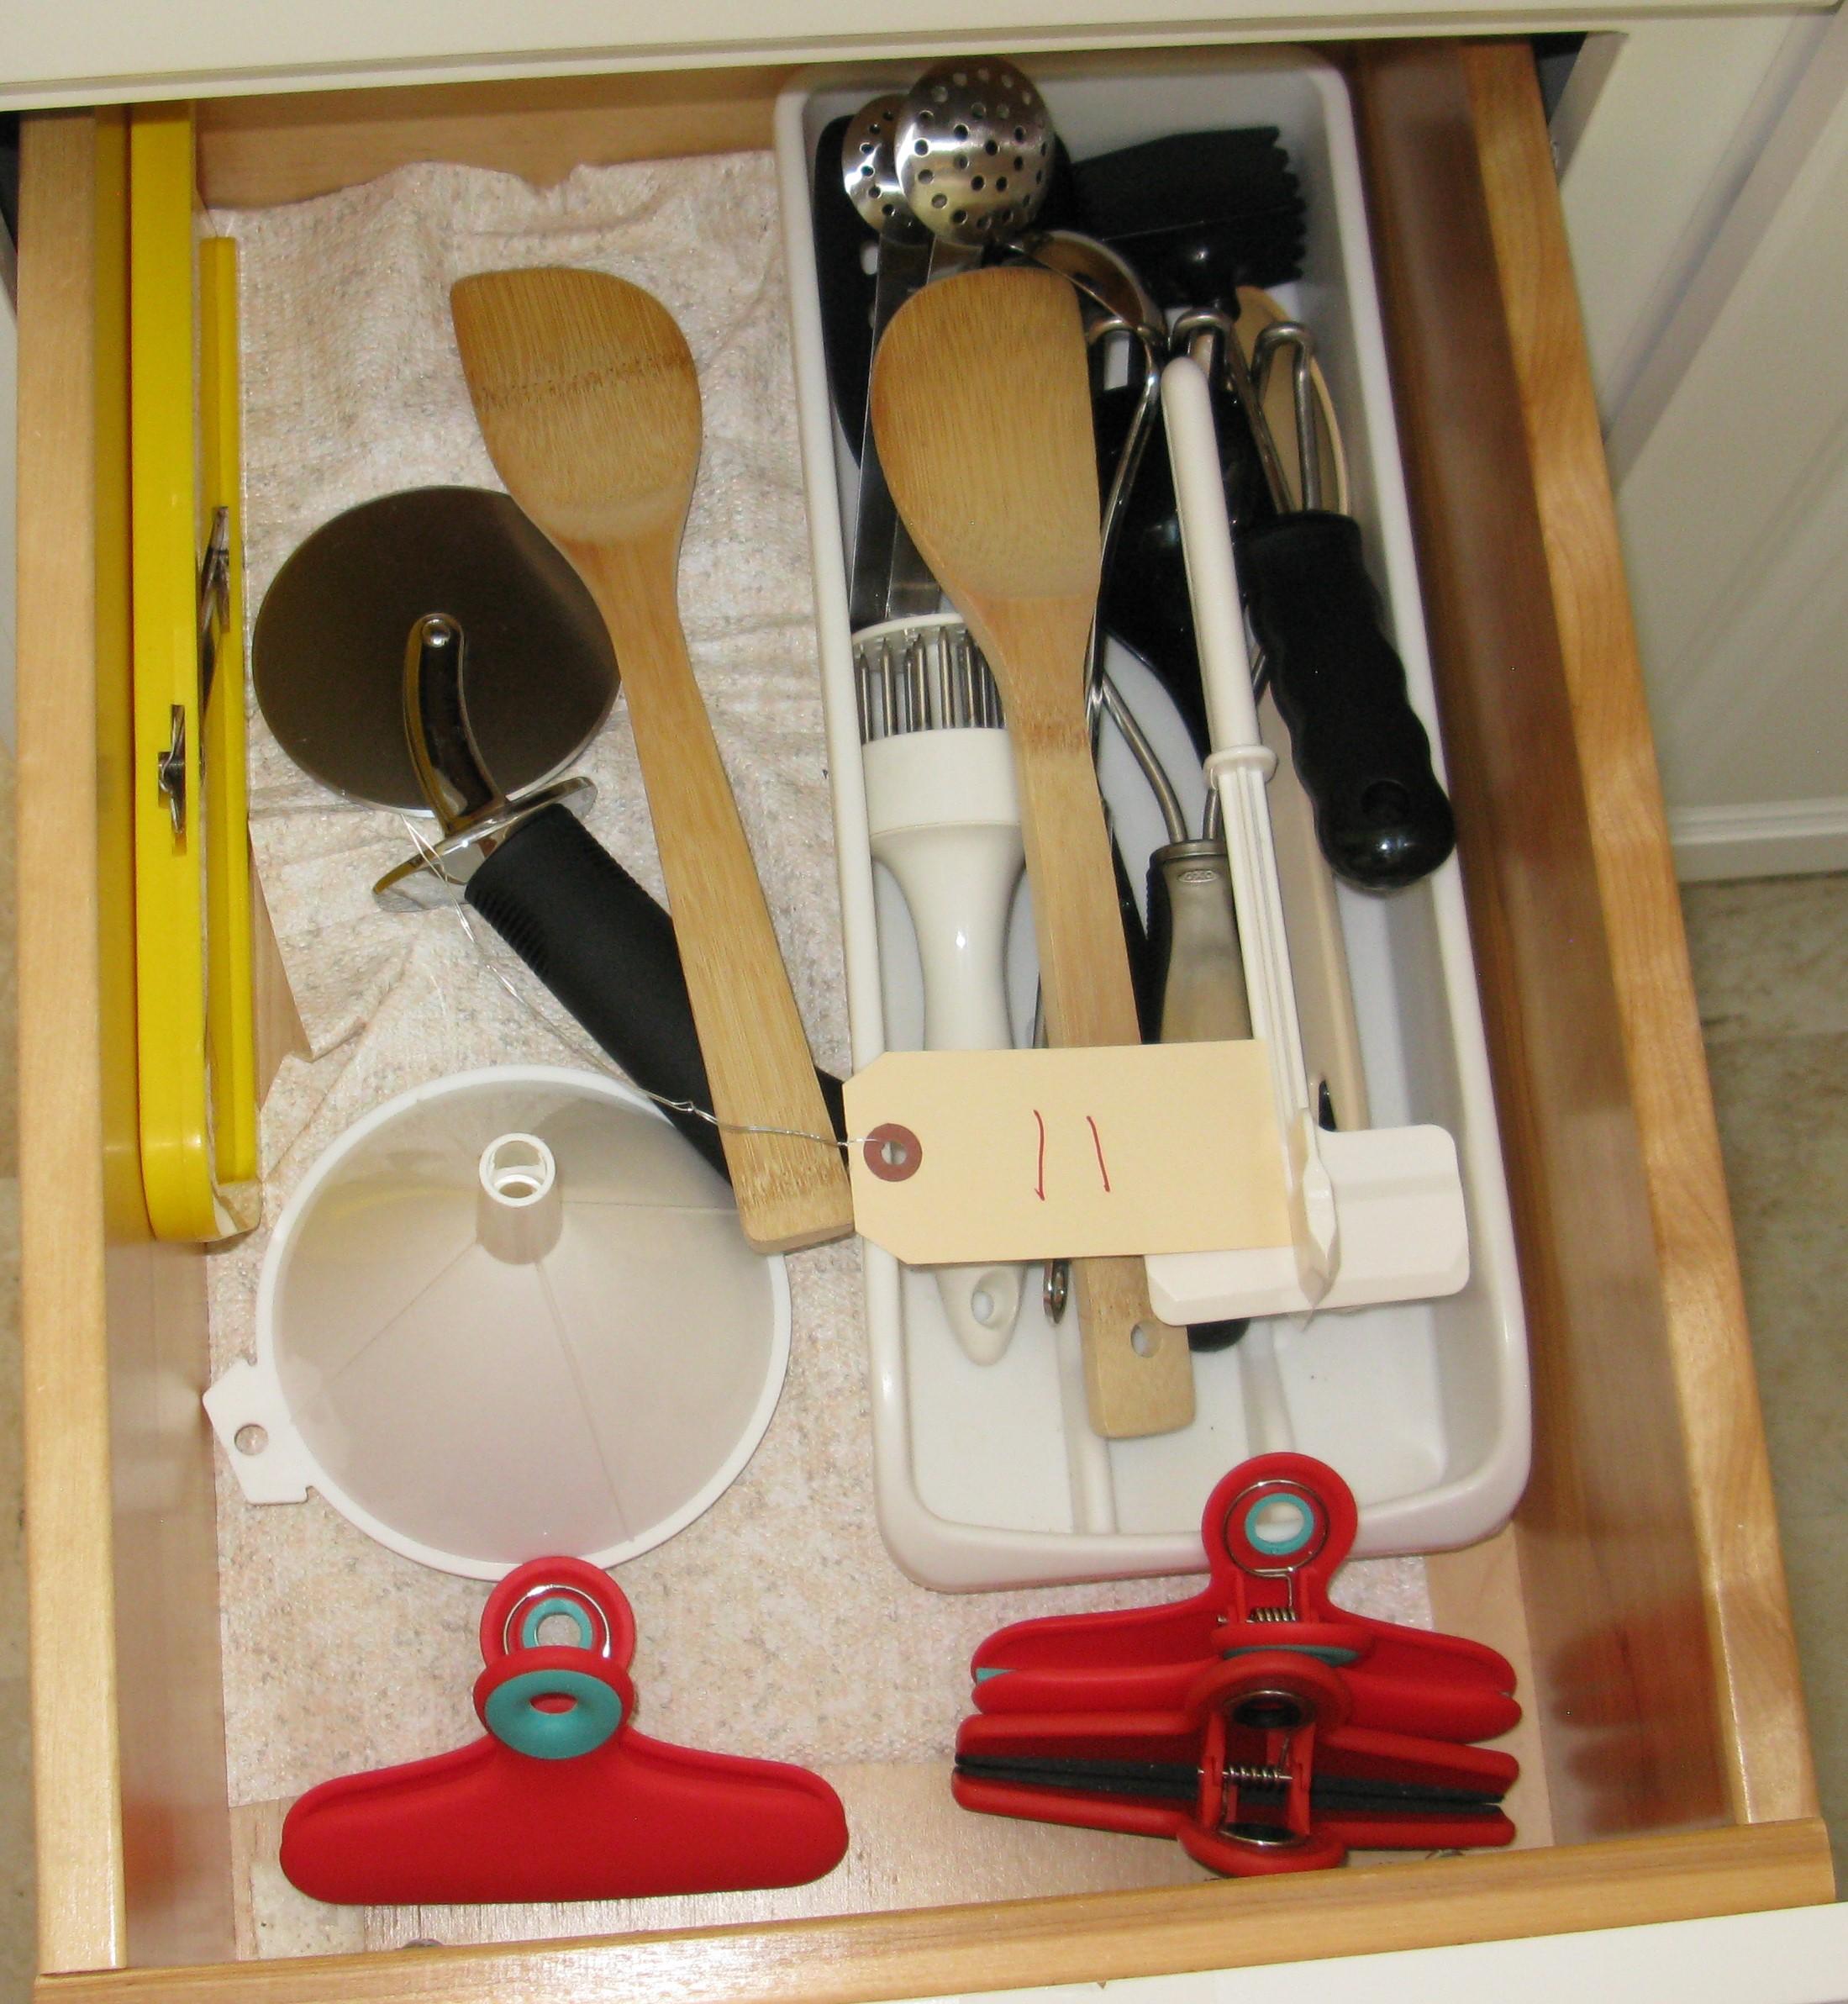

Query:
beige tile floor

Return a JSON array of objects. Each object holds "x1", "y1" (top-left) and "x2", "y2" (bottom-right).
[
  {"x1": 0, "y1": 836, "x2": 1839, "y2": 1992},
  {"x1": 1682, "y1": 873, "x2": 1848, "y2": 1883}
]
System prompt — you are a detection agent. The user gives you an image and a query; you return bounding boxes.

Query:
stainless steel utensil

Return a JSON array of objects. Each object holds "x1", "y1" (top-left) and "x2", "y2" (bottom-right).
[
  {"x1": 252, "y1": 486, "x2": 619, "y2": 813},
  {"x1": 1252, "y1": 319, "x2": 1324, "y2": 513},
  {"x1": 1012, "y1": 227, "x2": 1164, "y2": 345},
  {"x1": 895, "y1": 58, "x2": 1052, "y2": 247},
  {"x1": 843, "y1": 92, "x2": 910, "y2": 229},
  {"x1": 870, "y1": 63, "x2": 1058, "y2": 619},
  {"x1": 842, "y1": 99, "x2": 938, "y2": 631}
]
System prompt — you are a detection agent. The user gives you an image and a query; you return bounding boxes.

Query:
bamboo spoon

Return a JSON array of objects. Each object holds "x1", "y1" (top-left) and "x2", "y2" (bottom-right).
[
  {"x1": 872, "y1": 266, "x2": 1194, "y2": 1438},
  {"x1": 451, "y1": 267, "x2": 852, "y2": 1253}
]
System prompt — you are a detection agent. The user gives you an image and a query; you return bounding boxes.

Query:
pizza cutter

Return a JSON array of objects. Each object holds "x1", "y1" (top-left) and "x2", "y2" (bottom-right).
[{"x1": 252, "y1": 486, "x2": 619, "y2": 811}]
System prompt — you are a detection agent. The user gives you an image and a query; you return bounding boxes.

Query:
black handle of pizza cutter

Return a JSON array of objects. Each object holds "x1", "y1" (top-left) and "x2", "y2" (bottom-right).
[
  {"x1": 464, "y1": 811, "x2": 850, "y2": 1179},
  {"x1": 404, "y1": 617, "x2": 847, "y2": 1181},
  {"x1": 462, "y1": 811, "x2": 731, "y2": 1179}
]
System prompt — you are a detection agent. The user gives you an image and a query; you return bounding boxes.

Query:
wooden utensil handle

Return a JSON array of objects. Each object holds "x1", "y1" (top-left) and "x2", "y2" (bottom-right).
[
  {"x1": 1007, "y1": 717, "x2": 1194, "y2": 1435},
  {"x1": 1072, "y1": 1255, "x2": 1196, "y2": 1437},
  {"x1": 1013, "y1": 730, "x2": 1145, "y2": 1048},
  {"x1": 576, "y1": 536, "x2": 853, "y2": 1252}
]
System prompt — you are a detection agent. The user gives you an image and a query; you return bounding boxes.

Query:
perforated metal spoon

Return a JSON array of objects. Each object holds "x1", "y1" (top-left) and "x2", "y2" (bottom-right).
[
  {"x1": 896, "y1": 58, "x2": 1053, "y2": 246},
  {"x1": 842, "y1": 92, "x2": 916, "y2": 235}
]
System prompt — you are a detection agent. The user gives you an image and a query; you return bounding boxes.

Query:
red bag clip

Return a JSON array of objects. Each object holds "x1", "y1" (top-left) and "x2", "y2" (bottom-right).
[
  {"x1": 956, "y1": 1649, "x2": 1517, "y2": 1877},
  {"x1": 953, "y1": 1456, "x2": 1521, "y2": 1876},
  {"x1": 282, "y1": 1558, "x2": 849, "y2": 1904},
  {"x1": 971, "y1": 1453, "x2": 1519, "y2": 1743}
]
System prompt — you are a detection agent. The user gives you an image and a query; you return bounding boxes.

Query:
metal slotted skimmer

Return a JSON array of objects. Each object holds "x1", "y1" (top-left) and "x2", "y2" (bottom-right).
[{"x1": 896, "y1": 59, "x2": 1052, "y2": 245}]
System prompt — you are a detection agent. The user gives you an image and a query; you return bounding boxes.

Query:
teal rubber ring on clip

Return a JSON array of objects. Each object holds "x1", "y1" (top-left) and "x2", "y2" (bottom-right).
[
  {"x1": 519, "y1": 1595, "x2": 596, "y2": 1652},
  {"x1": 484, "y1": 1669, "x2": 623, "y2": 1759},
  {"x1": 1244, "y1": 1494, "x2": 1316, "y2": 1557}
]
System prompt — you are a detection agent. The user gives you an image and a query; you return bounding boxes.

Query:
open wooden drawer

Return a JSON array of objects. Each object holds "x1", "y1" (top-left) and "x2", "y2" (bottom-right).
[{"x1": 14, "y1": 36, "x2": 1834, "y2": 2001}]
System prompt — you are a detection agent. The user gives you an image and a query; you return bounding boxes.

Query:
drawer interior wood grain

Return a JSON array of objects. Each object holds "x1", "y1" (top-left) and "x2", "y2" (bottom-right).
[
  {"x1": 1353, "y1": 39, "x2": 1813, "y2": 1839},
  {"x1": 14, "y1": 39, "x2": 1831, "y2": 1999}
]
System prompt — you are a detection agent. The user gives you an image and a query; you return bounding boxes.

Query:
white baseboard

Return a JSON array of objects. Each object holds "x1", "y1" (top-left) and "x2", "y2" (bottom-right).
[{"x1": 1669, "y1": 797, "x2": 1848, "y2": 882}]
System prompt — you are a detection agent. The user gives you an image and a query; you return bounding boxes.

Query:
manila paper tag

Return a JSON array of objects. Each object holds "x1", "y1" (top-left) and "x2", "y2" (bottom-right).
[{"x1": 844, "y1": 1042, "x2": 1293, "y2": 1267}]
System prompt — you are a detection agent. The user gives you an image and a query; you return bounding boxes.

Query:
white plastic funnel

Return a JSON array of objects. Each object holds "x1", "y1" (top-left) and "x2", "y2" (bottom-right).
[{"x1": 205, "y1": 1066, "x2": 791, "y2": 1578}]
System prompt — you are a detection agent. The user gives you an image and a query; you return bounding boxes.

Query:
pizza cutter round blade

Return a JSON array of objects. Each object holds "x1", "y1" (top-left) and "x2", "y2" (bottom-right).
[{"x1": 252, "y1": 486, "x2": 619, "y2": 812}]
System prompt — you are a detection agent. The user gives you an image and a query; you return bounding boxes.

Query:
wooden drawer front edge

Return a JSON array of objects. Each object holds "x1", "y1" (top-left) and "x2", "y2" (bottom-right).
[
  {"x1": 28, "y1": 1824, "x2": 1837, "y2": 2004},
  {"x1": 1351, "y1": 40, "x2": 1815, "y2": 1838}
]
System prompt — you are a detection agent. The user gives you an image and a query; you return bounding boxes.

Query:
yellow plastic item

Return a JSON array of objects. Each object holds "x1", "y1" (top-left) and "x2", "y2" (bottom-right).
[
  {"x1": 129, "y1": 104, "x2": 258, "y2": 1240},
  {"x1": 93, "y1": 109, "x2": 151, "y2": 1242},
  {"x1": 201, "y1": 236, "x2": 260, "y2": 1193}
]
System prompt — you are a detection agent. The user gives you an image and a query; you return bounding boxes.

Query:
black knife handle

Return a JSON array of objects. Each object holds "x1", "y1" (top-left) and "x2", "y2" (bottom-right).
[
  {"x1": 464, "y1": 804, "x2": 846, "y2": 1181},
  {"x1": 1240, "y1": 511, "x2": 1455, "y2": 891}
]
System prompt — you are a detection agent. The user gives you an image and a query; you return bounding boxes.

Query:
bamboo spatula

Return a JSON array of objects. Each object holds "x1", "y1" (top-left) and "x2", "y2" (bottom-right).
[
  {"x1": 871, "y1": 266, "x2": 1194, "y2": 1438},
  {"x1": 451, "y1": 267, "x2": 852, "y2": 1253}
]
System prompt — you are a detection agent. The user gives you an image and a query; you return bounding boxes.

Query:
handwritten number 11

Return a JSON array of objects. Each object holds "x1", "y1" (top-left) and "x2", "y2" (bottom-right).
[{"x1": 1031, "y1": 1111, "x2": 1113, "y2": 1200}]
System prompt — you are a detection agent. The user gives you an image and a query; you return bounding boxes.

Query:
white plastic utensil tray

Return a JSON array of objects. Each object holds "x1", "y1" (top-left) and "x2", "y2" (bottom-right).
[{"x1": 777, "y1": 48, "x2": 1529, "y2": 1591}]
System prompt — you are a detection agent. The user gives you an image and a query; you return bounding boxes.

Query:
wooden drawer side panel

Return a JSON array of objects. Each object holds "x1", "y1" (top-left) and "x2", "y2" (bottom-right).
[
  {"x1": 18, "y1": 107, "x2": 129, "y2": 1977},
  {"x1": 1350, "y1": 39, "x2": 1815, "y2": 1840},
  {"x1": 192, "y1": 66, "x2": 792, "y2": 207},
  {"x1": 18, "y1": 108, "x2": 238, "y2": 1975},
  {"x1": 1461, "y1": 40, "x2": 1816, "y2": 1833}
]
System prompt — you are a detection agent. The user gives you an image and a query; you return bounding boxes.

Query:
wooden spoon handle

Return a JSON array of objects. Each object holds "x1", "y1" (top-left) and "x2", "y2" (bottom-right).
[
  {"x1": 1008, "y1": 720, "x2": 1193, "y2": 1436},
  {"x1": 574, "y1": 536, "x2": 853, "y2": 1252},
  {"x1": 1073, "y1": 1256, "x2": 1194, "y2": 1439},
  {"x1": 1013, "y1": 732, "x2": 1145, "y2": 1049}
]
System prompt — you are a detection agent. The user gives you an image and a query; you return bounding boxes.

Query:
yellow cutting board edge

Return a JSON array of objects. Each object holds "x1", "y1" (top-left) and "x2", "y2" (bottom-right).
[
  {"x1": 200, "y1": 234, "x2": 259, "y2": 1197},
  {"x1": 129, "y1": 103, "x2": 258, "y2": 1241}
]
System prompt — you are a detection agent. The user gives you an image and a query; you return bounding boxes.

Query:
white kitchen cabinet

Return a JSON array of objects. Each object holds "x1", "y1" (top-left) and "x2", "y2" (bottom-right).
[
  {"x1": 1557, "y1": 10, "x2": 1848, "y2": 879},
  {"x1": 0, "y1": 279, "x2": 15, "y2": 751},
  {"x1": 0, "y1": 1, "x2": 1831, "y2": 111}
]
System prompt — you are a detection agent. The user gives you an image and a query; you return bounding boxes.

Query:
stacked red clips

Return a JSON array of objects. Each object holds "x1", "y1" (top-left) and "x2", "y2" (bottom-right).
[
  {"x1": 953, "y1": 1454, "x2": 1519, "y2": 1875},
  {"x1": 282, "y1": 1558, "x2": 849, "y2": 1905}
]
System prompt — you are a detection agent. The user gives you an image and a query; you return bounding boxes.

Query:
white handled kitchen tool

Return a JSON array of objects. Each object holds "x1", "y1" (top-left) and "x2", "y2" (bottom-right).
[
  {"x1": 1151, "y1": 356, "x2": 1468, "y2": 1321},
  {"x1": 858, "y1": 614, "x2": 1028, "y2": 1364},
  {"x1": 204, "y1": 1066, "x2": 790, "y2": 1578}
]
